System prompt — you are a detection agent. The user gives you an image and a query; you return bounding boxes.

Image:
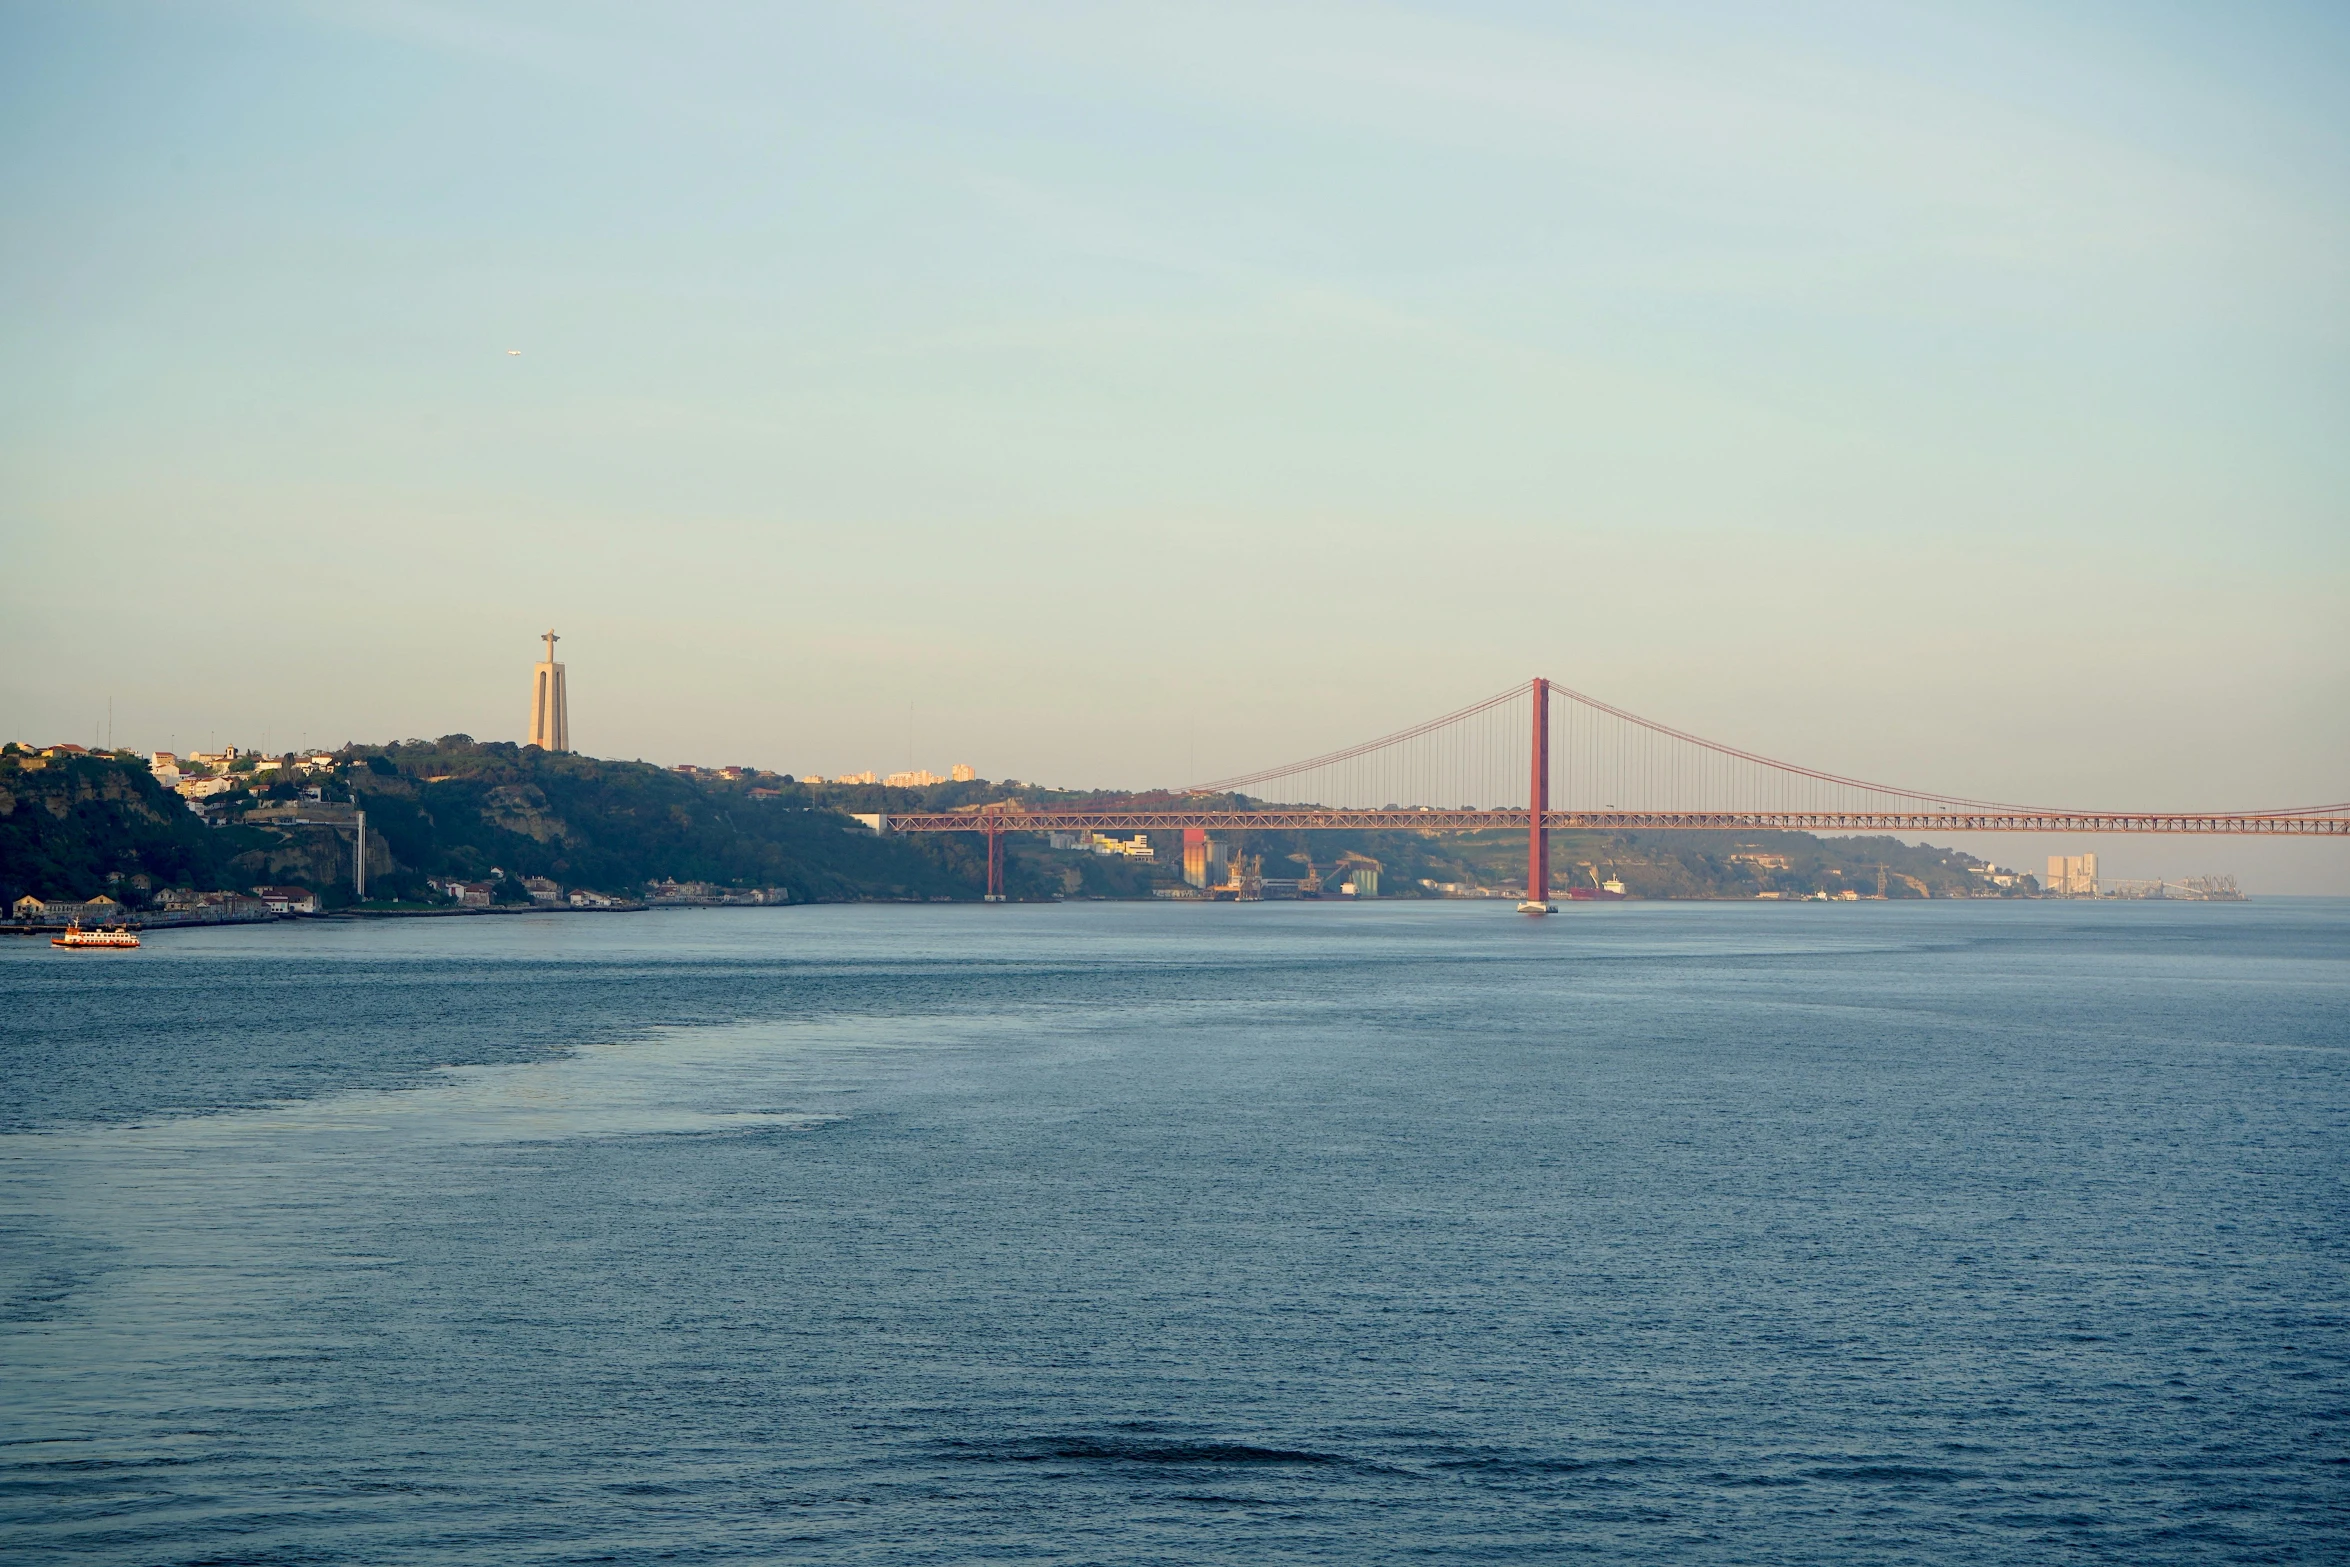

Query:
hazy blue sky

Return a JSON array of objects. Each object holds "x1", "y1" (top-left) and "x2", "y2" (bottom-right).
[{"x1": 4, "y1": 2, "x2": 2345, "y2": 885}]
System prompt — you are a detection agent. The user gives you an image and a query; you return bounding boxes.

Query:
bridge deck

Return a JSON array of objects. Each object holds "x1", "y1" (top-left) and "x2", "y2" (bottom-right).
[{"x1": 877, "y1": 809, "x2": 2350, "y2": 836}]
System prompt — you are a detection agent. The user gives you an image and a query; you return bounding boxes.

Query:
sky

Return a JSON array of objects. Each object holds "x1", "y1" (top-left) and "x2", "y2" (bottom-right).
[{"x1": 3, "y1": 1, "x2": 2345, "y2": 887}]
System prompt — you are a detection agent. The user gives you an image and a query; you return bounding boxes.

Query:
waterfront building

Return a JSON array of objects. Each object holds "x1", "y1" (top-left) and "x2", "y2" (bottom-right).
[
  {"x1": 528, "y1": 630, "x2": 570, "y2": 752},
  {"x1": 2046, "y1": 853, "x2": 2099, "y2": 897},
  {"x1": 1181, "y1": 831, "x2": 1232, "y2": 889}
]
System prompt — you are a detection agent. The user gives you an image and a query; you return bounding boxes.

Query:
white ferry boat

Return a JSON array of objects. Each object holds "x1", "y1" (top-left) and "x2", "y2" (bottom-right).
[{"x1": 51, "y1": 922, "x2": 140, "y2": 950}]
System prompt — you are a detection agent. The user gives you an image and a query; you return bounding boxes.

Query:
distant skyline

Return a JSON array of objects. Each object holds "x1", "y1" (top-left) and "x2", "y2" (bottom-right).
[{"x1": 3, "y1": 2, "x2": 2344, "y2": 888}]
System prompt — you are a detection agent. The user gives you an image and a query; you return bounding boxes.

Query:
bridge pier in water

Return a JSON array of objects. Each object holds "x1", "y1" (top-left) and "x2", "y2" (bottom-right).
[
  {"x1": 984, "y1": 829, "x2": 1005, "y2": 902},
  {"x1": 1519, "y1": 676, "x2": 1553, "y2": 914}
]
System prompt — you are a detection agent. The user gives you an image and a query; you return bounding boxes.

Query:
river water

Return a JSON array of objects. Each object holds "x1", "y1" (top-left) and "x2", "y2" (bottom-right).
[{"x1": 2, "y1": 900, "x2": 2344, "y2": 1563}]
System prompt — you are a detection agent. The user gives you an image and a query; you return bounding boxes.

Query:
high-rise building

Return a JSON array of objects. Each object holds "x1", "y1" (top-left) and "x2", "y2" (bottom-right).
[{"x1": 528, "y1": 630, "x2": 569, "y2": 752}]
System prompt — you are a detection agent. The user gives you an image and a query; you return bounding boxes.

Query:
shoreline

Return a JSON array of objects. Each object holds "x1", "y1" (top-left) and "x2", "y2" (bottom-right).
[{"x1": 2, "y1": 892, "x2": 2244, "y2": 938}]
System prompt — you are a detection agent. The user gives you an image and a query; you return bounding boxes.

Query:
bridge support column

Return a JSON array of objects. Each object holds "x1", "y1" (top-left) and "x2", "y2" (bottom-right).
[
  {"x1": 984, "y1": 829, "x2": 1005, "y2": 902},
  {"x1": 1520, "y1": 677, "x2": 1553, "y2": 914}
]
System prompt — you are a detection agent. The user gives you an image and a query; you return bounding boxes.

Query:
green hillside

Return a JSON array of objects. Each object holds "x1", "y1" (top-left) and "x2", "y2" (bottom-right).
[
  {"x1": 0, "y1": 742, "x2": 998, "y2": 908},
  {"x1": 0, "y1": 748, "x2": 238, "y2": 907}
]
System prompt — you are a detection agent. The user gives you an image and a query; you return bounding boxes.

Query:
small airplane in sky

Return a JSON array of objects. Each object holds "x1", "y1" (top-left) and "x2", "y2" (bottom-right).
[{"x1": 506, "y1": 349, "x2": 522, "y2": 356}]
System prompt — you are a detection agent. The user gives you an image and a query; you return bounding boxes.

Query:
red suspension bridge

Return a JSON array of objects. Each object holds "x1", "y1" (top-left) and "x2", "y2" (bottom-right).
[{"x1": 875, "y1": 679, "x2": 2350, "y2": 907}]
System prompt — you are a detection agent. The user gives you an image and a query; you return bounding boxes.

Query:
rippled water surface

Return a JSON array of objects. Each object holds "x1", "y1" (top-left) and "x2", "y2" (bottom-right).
[{"x1": 2, "y1": 899, "x2": 2345, "y2": 1563}]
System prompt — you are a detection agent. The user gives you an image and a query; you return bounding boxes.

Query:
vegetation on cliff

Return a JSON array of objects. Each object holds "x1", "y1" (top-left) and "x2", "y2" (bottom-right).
[
  {"x1": 339, "y1": 738, "x2": 986, "y2": 903},
  {"x1": 0, "y1": 747, "x2": 255, "y2": 907},
  {"x1": 0, "y1": 742, "x2": 988, "y2": 907}
]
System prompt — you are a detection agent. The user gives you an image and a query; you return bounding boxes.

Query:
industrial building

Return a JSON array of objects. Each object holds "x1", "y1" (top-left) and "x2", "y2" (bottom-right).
[{"x1": 2046, "y1": 853, "x2": 2099, "y2": 897}]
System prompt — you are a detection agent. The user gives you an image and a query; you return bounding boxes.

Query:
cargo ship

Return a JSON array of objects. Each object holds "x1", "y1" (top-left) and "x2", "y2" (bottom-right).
[
  {"x1": 51, "y1": 922, "x2": 140, "y2": 950},
  {"x1": 1562, "y1": 869, "x2": 1627, "y2": 901}
]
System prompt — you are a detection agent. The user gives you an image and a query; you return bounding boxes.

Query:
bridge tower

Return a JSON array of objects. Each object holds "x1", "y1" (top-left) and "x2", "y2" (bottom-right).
[{"x1": 1519, "y1": 677, "x2": 1552, "y2": 914}]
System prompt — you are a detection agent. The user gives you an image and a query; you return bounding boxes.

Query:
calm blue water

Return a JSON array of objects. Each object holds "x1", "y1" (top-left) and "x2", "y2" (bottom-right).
[{"x1": 2, "y1": 900, "x2": 2345, "y2": 1563}]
